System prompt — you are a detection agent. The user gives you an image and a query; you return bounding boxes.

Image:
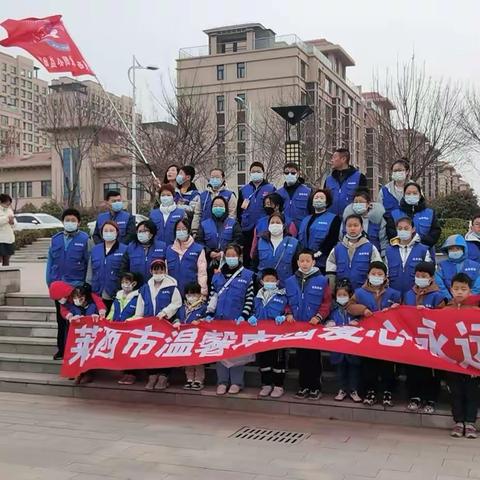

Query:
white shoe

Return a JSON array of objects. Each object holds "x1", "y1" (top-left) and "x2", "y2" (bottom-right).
[
  {"x1": 145, "y1": 374, "x2": 158, "y2": 391},
  {"x1": 270, "y1": 386, "x2": 285, "y2": 398},
  {"x1": 334, "y1": 389, "x2": 347, "y2": 401},
  {"x1": 259, "y1": 385, "x2": 273, "y2": 397},
  {"x1": 228, "y1": 384, "x2": 241, "y2": 394},
  {"x1": 154, "y1": 375, "x2": 169, "y2": 390},
  {"x1": 216, "y1": 384, "x2": 227, "y2": 395}
]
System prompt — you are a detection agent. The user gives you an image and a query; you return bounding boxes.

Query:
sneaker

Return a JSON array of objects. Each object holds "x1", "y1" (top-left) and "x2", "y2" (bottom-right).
[
  {"x1": 451, "y1": 422, "x2": 464, "y2": 438},
  {"x1": 363, "y1": 390, "x2": 376, "y2": 406},
  {"x1": 349, "y1": 391, "x2": 362, "y2": 403},
  {"x1": 216, "y1": 384, "x2": 228, "y2": 395},
  {"x1": 308, "y1": 389, "x2": 322, "y2": 401},
  {"x1": 270, "y1": 386, "x2": 285, "y2": 398},
  {"x1": 53, "y1": 351, "x2": 63, "y2": 361},
  {"x1": 228, "y1": 384, "x2": 241, "y2": 394},
  {"x1": 465, "y1": 423, "x2": 477, "y2": 439},
  {"x1": 183, "y1": 381, "x2": 193, "y2": 390},
  {"x1": 118, "y1": 374, "x2": 136, "y2": 385},
  {"x1": 259, "y1": 385, "x2": 273, "y2": 397},
  {"x1": 154, "y1": 375, "x2": 169, "y2": 390},
  {"x1": 334, "y1": 390, "x2": 347, "y2": 401},
  {"x1": 294, "y1": 388, "x2": 309, "y2": 399},
  {"x1": 191, "y1": 381, "x2": 204, "y2": 391},
  {"x1": 383, "y1": 391, "x2": 393, "y2": 408},
  {"x1": 145, "y1": 374, "x2": 158, "y2": 391},
  {"x1": 407, "y1": 397, "x2": 421, "y2": 412},
  {"x1": 422, "y1": 401, "x2": 435, "y2": 415}
]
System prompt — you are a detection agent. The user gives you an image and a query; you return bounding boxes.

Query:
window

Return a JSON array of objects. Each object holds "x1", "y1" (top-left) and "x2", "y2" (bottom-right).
[
  {"x1": 216, "y1": 65, "x2": 224, "y2": 81},
  {"x1": 3, "y1": 183, "x2": 9, "y2": 195},
  {"x1": 237, "y1": 155, "x2": 246, "y2": 172},
  {"x1": 216, "y1": 95, "x2": 224, "y2": 112},
  {"x1": 19, "y1": 182, "x2": 25, "y2": 198},
  {"x1": 26, "y1": 181, "x2": 32, "y2": 198},
  {"x1": 236, "y1": 93, "x2": 246, "y2": 110},
  {"x1": 10, "y1": 66, "x2": 16, "y2": 74},
  {"x1": 300, "y1": 60, "x2": 307, "y2": 79},
  {"x1": 27, "y1": 71, "x2": 32, "y2": 79},
  {"x1": 237, "y1": 124, "x2": 246, "y2": 141},
  {"x1": 236, "y1": 62, "x2": 246, "y2": 79},
  {"x1": 11, "y1": 182, "x2": 17, "y2": 198},
  {"x1": 217, "y1": 125, "x2": 225, "y2": 143},
  {"x1": 41, "y1": 180, "x2": 51, "y2": 197},
  {"x1": 0, "y1": 115, "x2": 7, "y2": 126},
  {"x1": 103, "y1": 182, "x2": 121, "y2": 200},
  {"x1": 15, "y1": 215, "x2": 36, "y2": 224}
]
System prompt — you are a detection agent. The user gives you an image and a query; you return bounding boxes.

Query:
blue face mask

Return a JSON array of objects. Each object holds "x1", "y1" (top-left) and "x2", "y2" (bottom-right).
[
  {"x1": 160, "y1": 195, "x2": 174, "y2": 207},
  {"x1": 415, "y1": 277, "x2": 431, "y2": 288},
  {"x1": 352, "y1": 203, "x2": 368, "y2": 215},
  {"x1": 212, "y1": 206, "x2": 226, "y2": 218},
  {"x1": 225, "y1": 257, "x2": 239, "y2": 268},
  {"x1": 263, "y1": 282, "x2": 277, "y2": 290},
  {"x1": 176, "y1": 230, "x2": 189, "y2": 242},
  {"x1": 250, "y1": 172, "x2": 264, "y2": 183},
  {"x1": 176, "y1": 174, "x2": 185, "y2": 185},
  {"x1": 137, "y1": 231, "x2": 151, "y2": 244},
  {"x1": 63, "y1": 221, "x2": 78, "y2": 233},
  {"x1": 284, "y1": 173, "x2": 298, "y2": 185},
  {"x1": 397, "y1": 229, "x2": 411, "y2": 241},
  {"x1": 313, "y1": 200, "x2": 326, "y2": 210},
  {"x1": 369, "y1": 275, "x2": 384, "y2": 287},
  {"x1": 102, "y1": 231, "x2": 117, "y2": 242},
  {"x1": 111, "y1": 201, "x2": 123, "y2": 212},
  {"x1": 210, "y1": 177, "x2": 222, "y2": 189},
  {"x1": 449, "y1": 250, "x2": 463, "y2": 260},
  {"x1": 404, "y1": 194, "x2": 420, "y2": 205}
]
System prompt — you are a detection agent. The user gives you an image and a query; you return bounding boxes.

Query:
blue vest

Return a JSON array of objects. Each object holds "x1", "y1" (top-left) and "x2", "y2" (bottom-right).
[
  {"x1": 177, "y1": 303, "x2": 207, "y2": 324},
  {"x1": 403, "y1": 289, "x2": 445, "y2": 309},
  {"x1": 340, "y1": 219, "x2": 381, "y2": 251},
  {"x1": 91, "y1": 242, "x2": 127, "y2": 298},
  {"x1": 240, "y1": 182, "x2": 276, "y2": 231},
  {"x1": 299, "y1": 212, "x2": 337, "y2": 267},
  {"x1": 277, "y1": 184, "x2": 311, "y2": 229},
  {"x1": 165, "y1": 242, "x2": 204, "y2": 295},
  {"x1": 381, "y1": 186, "x2": 400, "y2": 214},
  {"x1": 391, "y1": 208, "x2": 433, "y2": 239},
  {"x1": 335, "y1": 241, "x2": 373, "y2": 289},
  {"x1": 140, "y1": 283, "x2": 177, "y2": 317},
  {"x1": 111, "y1": 295, "x2": 138, "y2": 322},
  {"x1": 65, "y1": 301, "x2": 98, "y2": 317},
  {"x1": 257, "y1": 236, "x2": 298, "y2": 284},
  {"x1": 285, "y1": 272, "x2": 328, "y2": 322},
  {"x1": 386, "y1": 243, "x2": 429, "y2": 294},
  {"x1": 199, "y1": 190, "x2": 234, "y2": 223},
  {"x1": 255, "y1": 213, "x2": 295, "y2": 237},
  {"x1": 253, "y1": 292, "x2": 288, "y2": 319},
  {"x1": 438, "y1": 259, "x2": 480, "y2": 290},
  {"x1": 212, "y1": 268, "x2": 254, "y2": 320},
  {"x1": 467, "y1": 240, "x2": 480, "y2": 263},
  {"x1": 149, "y1": 208, "x2": 185, "y2": 245},
  {"x1": 325, "y1": 170, "x2": 362, "y2": 216},
  {"x1": 96, "y1": 210, "x2": 131, "y2": 243},
  {"x1": 126, "y1": 240, "x2": 166, "y2": 282},
  {"x1": 174, "y1": 188, "x2": 199, "y2": 206},
  {"x1": 354, "y1": 286, "x2": 401, "y2": 312},
  {"x1": 201, "y1": 217, "x2": 235, "y2": 251},
  {"x1": 328, "y1": 306, "x2": 361, "y2": 365},
  {"x1": 48, "y1": 231, "x2": 89, "y2": 284}
]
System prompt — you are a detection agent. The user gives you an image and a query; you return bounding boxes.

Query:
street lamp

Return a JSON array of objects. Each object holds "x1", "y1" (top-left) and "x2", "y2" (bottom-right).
[{"x1": 127, "y1": 55, "x2": 159, "y2": 216}]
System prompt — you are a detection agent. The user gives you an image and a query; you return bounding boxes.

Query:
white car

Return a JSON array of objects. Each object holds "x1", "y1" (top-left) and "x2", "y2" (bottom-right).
[
  {"x1": 87, "y1": 213, "x2": 148, "y2": 236},
  {"x1": 14, "y1": 213, "x2": 64, "y2": 231}
]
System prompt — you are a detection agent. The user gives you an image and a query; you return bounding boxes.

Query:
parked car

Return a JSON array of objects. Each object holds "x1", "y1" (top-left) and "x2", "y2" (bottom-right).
[
  {"x1": 87, "y1": 214, "x2": 148, "y2": 236},
  {"x1": 14, "y1": 213, "x2": 64, "y2": 231}
]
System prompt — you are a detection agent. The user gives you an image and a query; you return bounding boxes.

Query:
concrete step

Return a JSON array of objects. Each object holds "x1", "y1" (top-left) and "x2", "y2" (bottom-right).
[
  {"x1": 0, "y1": 370, "x2": 453, "y2": 430},
  {"x1": 0, "y1": 336, "x2": 56, "y2": 355},
  {"x1": 0, "y1": 320, "x2": 56, "y2": 337},
  {"x1": 0, "y1": 353, "x2": 60, "y2": 374},
  {"x1": 5, "y1": 293, "x2": 52, "y2": 307},
  {"x1": 0, "y1": 306, "x2": 56, "y2": 321}
]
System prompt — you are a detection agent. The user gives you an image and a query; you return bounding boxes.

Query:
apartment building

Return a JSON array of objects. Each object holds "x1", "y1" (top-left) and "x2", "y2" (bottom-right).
[{"x1": 0, "y1": 51, "x2": 49, "y2": 156}]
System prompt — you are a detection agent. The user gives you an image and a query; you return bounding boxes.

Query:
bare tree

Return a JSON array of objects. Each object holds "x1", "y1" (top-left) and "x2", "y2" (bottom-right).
[{"x1": 460, "y1": 87, "x2": 480, "y2": 153}]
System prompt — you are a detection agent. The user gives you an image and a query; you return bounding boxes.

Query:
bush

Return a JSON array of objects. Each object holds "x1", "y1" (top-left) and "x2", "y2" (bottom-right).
[
  {"x1": 39, "y1": 200, "x2": 64, "y2": 219},
  {"x1": 14, "y1": 228, "x2": 62, "y2": 249},
  {"x1": 437, "y1": 217, "x2": 469, "y2": 249},
  {"x1": 18, "y1": 202, "x2": 39, "y2": 214},
  {"x1": 431, "y1": 190, "x2": 480, "y2": 221}
]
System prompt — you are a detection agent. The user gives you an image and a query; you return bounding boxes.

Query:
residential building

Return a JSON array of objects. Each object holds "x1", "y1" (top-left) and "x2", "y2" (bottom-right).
[{"x1": 0, "y1": 51, "x2": 49, "y2": 156}]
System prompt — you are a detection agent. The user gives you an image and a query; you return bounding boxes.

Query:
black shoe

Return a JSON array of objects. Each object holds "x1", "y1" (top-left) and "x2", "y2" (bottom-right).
[
  {"x1": 183, "y1": 381, "x2": 193, "y2": 390},
  {"x1": 308, "y1": 389, "x2": 322, "y2": 401},
  {"x1": 53, "y1": 352, "x2": 63, "y2": 360},
  {"x1": 294, "y1": 388, "x2": 309, "y2": 399},
  {"x1": 363, "y1": 390, "x2": 376, "y2": 406},
  {"x1": 383, "y1": 390, "x2": 393, "y2": 408}
]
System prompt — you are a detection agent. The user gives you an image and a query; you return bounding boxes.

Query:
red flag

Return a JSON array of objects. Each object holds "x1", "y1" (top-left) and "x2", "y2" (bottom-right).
[{"x1": 0, "y1": 15, "x2": 93, "y2": 76}]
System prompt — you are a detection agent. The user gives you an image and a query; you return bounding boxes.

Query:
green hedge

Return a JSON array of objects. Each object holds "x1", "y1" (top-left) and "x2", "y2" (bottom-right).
[
  {"x1": 437, "y1": 217, "x2": 469, "y2": 249},
  {"x1": 14, "y1": 228, "x2": 62, "y2": 249}
]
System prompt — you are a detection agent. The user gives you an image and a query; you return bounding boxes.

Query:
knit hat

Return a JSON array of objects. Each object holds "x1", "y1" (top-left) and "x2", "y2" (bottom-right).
[
  {"x1": 415, "y1": 261, "x2": 435, "y2": 277},
  {"x1": 49, "y1": 281, "x2": 74, "y2": 300}
]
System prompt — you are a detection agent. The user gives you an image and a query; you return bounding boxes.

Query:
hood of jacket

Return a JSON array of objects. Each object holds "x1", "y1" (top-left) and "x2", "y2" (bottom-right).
[
  {"x1": 412, "y1": 279, "x2": 441, "y2": 296},
  {"x1": 295, "y1": 266, "x2": 320, "y2": 280},
  {"x1": 441, "y1": 234, "x2": 467, "y2": 261},
  {"x1": 115, "y1": 289, "x2": 139, "y2": 302},
  {"x1": 343, "y1": 201, "x2": 385, "y2": 224},
  {"x1": 256, "y1": 287, "x2": 286, "y2": 303},
  {"x1": 341, "y1": 234, "x2": 370, "y2": 250},
  {"x1": 147, "y1": 274, "x2": 178, "y2": 290},
  {"x1": 465, "y1": 231, "x2": 480, "y2": 244}
]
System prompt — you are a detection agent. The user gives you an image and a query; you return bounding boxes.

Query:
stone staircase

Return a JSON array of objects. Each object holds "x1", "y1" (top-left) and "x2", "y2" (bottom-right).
[
  {"x1": 0, "y1": 292, "x2": 455, "y2": 430},
  {"x1": 13, "y1": 237, "x2": 51, "y2": 263}
]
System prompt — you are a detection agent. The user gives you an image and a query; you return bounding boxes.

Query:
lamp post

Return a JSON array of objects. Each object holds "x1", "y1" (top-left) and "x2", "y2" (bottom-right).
[{"x1": 127, "y1": 55, "x2": 158, "y2": 215}]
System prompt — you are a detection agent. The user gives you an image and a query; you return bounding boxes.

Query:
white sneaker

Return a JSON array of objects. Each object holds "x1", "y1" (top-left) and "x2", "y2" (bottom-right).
[
  {"x1": 145, "y1": 374, "x2": 158, "y2": 391},
  {"x1": 154, "y1": 375, "x2": 169, "y2": 390},
  {"x1": 334, "y1": 389, "x2": 347, "y2": 401},
  {"x1": 349, "y1": 391, "x2": 362, "y2": 403},
  {"x1": 270, "y1": 386, "x2": 285, "y2": 398},
  {"x1": 259, "y1": 385, "x2": 273, "y2": 397},
  {"x1": 228, "y1": 384, "x2": 241, "y2": 394},
  {"x1": 216, "y1": 384, "x2": 227, "y2": 395}
]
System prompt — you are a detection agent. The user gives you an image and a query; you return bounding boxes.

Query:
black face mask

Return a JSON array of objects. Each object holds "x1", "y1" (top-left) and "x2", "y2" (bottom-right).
[{"x1": 264, "y1": 206, "x2": 275, "y2": 216}]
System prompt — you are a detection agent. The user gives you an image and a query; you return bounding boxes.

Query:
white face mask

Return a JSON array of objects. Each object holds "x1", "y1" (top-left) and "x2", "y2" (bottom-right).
[
  {"x1": 392, "y1": 171, "x2": 406, "y2": 182},
  {"x1": 368, "y1": 275, "x2": 384, "y2": 287},
  {"x1": 73, "y1": 298, "x2": 84, "y2": 307},
  {"x1": 415, "y1": 277, "x2": 431, "y2": 289},
  {"x1": 121, "y1": 283, "x2": 133, "y2": 293},
  {"x1": 152, "y1": 273, "x2": 165, "y2": 282},
  {"x1": 336, "y1": 296, "x2": 350, "y2": 306},
  {"x1": 269, "y1": 224, "x2": 283, "y2": 236},
  {"x1": 186, "y1": 294, "x2": 200, "y2": 304}
]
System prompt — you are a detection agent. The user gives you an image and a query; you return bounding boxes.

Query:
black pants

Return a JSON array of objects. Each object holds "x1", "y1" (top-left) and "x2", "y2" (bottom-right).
[
  {"x1": 258, "y1": 349, "x2": 287, "y2": 387},
  {"x1": 363, "y1": 358, "x2": 395, "y2": 393},
  {"x1": 406, "y1": 366, "x2": 440, "y2": 402},
  {"x1": 297, "y1": 348, "x2": 322, "y2": 390},
  {"x1": 103, "y1": 298, "x2": 114, "y2": 316},
  {"x1": 55, "y1": 300, "x2": 69, "y2": 355},
  {"x1": 242, "y1": 228, "x2": 255, "y2": 268},
  {"x1": 446, "y1": 373, "x2": 479, "y2": 423},
  {"x1": 146, "y1": 368, "x2": 171, "y2": 377}
]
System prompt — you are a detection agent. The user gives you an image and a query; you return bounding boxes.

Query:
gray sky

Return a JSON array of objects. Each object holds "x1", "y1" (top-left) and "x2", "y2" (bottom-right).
[{"x1": 2, "y1": 0, "x2": 480, "y2": 187}]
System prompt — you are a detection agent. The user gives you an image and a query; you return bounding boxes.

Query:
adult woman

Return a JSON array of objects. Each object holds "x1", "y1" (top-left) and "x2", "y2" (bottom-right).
[
  {"x1": 0, "y1": 194, "x2": 15, "y2": 266},
  {"x1": 378, "y1": 159, "x2": 410, "y2": 214},
  {"x1": 162, "y1": 164, "x2": 179, "y2": 189},
  {"x1": 298, "y1": 189, "x2": 341, "y2": 272},
  {"x1": 89, "y1": 221, "x2": 128, "y2": 313},
  {"x1": 165, "y1": 218, "x2": 208, "y2": 297},
  {"x1": 121, "y1": 220, "x2": 166, "y2": 282}
]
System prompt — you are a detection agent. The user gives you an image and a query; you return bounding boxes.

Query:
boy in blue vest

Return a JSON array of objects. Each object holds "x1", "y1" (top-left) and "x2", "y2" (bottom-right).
[
  {"x1": 347, "y1": 261, "x2": 401, "y2": 407},
  {"x1": 174, "y1": 165, "x2": 200, "y2": 214},
  {"x1": 385, "y1": 216, "x2": 431, "y2": 296},
  {"x1": 93, "y1": 190, "x2": 136, "y2": 245},
  {"x1": 435, "y1": 234, "x2": 480, "y2": 300},
  {"x1": 247, "y1": 268, "x2": 288, "y2": 399},
  {"x1": 465, "y1": 214, "x2": 480, "y2": 263},
  {"x1": 326, "y1": 279, "x2": 362, "y2": 403},
  {"x1": 285, "y1": 249, "x2": 332, "y2": 400},
  {"x1": 46, "y1": 208, "x2": 90, "y2": 361}
]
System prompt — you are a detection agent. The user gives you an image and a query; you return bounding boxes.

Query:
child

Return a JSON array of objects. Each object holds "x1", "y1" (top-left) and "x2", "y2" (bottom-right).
[
  {"x1": 444, "y1": 273, "x2": 480, "y2": 439},
  {"x1": 404, "y1": 262, "x2": 447, "y2": 309},
  {"x1": 435, "y1": 235, "x2": 480, "y2": 300},
  {"x1": 176, "y1": 282, "x2": 207, "y2": 391},
  {"x1": 248, "y1": 268, "x2": 288, "y2": 398},
  {"x1": 326, "y1": 214, "x2": 382, "y2": 290},
  {"x1": 465, "y1": 214, "x2": 480, "y2": 262},
  {"x1": 347, "y1": 261, "x2": 401, "y2": 407},
  {"x1": 326, "y1": 280, "x2": 362, "y2": 403},
  {"x1": 285, "y1": 249, "x2": 331, "y2": 400},
  {"x1": 134, "y1": 259, "x2": 182, "y2": 391}
]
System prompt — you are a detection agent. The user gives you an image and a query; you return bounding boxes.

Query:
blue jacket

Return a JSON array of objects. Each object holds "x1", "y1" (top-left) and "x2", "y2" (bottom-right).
[
  {"x1": 253, "y1": 290, "x2": 287, "y2": 319},
  {"x1": 199, "y1": 189, "x2": 234, "y2": 223},
  {"x1": 149, "y1": 207, "x2": 185, "y2": 245},
  {"x1": 328, "y1": 305, "x2": 361, "y2": 365},
  {"x1": 403, "y1": 288, "x2": 445, "y2": 308},
  {"x1": 239, "y1": 181, "x2": 276, "y2": 231},
  {"x1": 354, "y1": 285, "x2": 401, "y2": 312},
  {"x1": 46, "y1": 231, "x2": 89, "y2": 286},
  {"x1": 277, "y1": 183, "x2": 311, "y2": 229},
  {"x1": 257, "y1": 235, "x2": 298, "y2": 284},
  {"x1": 174, "y1": 188, "x2": 199, "y2": 207},
  {"x1": 201, "y1": 217, "x2": 236, "y2": 251},
  {"x1": 91, "y1": 242, "x2": 127, "y2": 298},
  {"x1": 94, "y1": 210, "x2": 134, "y2": 244},
  {"x1": 285, "y1": 270, "x2": 328, "y2": 322},
  {"x1": 140, "y1": 282, "x2": 177, "y2": 317},
  {"x1": 325, "y1": 169, "x2": 362, "y2": 216},
  {"x1": 380, "y1": 185, "x2": 400, "y2": 214},
  {"x1": 165, "y1": 242, "x2": 204, "y2": 295},
  {"x1": 465, "y1": 233, "x2": 480, "y2": 263},
  {"x1": 334, "y1": 240, "x2": 374, "y2": 290},
  {"x1": 126, "y1": 239, "x2": 166, "y2": 282},
  {"x1": 385, "y1": 241, "x2": 430, "y2": 294},
  {"x1": 211, "y1": 267, "x2": 254, "y2": 320},
  {"x1": 177, "y1": 303, "x2": 207, "y2": 324},
  {"x1": 110, "y1": 293, "x2": 139, "y2": 322},
  {"x1": 64, "y1": 301, "x2": 98, "y2": 317}
]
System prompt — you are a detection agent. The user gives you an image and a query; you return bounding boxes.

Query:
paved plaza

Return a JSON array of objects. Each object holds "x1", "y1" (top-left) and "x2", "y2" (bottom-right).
[{"x1": 0, "y1": 392, "x2": 478, "y2": 480}]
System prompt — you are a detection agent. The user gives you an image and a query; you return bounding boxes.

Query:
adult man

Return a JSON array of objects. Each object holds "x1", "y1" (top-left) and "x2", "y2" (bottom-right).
[
  {"x1": 174, "y1": 165, "x2": 200, "y2": 214},
  {"x1": 93, "y1": 190, "x2": 136, "y2": 245},
  {"x1": 324, "y1": 148, "x2": 367, "y2": 216}
]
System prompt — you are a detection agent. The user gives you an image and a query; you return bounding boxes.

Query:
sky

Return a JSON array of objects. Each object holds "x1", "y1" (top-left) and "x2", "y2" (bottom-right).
[{"x1": 2, "y1": 0, "x2": 480, "y2": 185}]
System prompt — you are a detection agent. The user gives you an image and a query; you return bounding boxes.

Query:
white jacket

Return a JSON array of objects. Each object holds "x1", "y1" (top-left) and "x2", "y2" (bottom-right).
[
  {"x1": 134, "y1": 275, "x2": 182, "y2": 319},
  {"x1": 0, "y1": 206, "x2": 15, "y2": 244}
]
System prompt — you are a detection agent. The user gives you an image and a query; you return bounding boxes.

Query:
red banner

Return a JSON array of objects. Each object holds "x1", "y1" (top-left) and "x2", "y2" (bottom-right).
[
  {"x1": 61, "y1": 306, "x2": 480, "y2": 378},
  {"x1": 0, "y1": 15, "x2": 93, "y2": 76}
]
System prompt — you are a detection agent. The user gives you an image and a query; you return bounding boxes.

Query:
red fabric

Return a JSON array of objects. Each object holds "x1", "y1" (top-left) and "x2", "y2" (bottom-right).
[
  {"x1": 0, "y1": 15, "x2": 93, "y2": 76},
  {"x1": 59, "y1": 293, "x2": 106, "y2": 319},
  {"x1": 62, "y1": 306, "x2": 480, "y2": 378},
  {"x1": 48, "y1": 281, "x2": 74, "y2": 300}
]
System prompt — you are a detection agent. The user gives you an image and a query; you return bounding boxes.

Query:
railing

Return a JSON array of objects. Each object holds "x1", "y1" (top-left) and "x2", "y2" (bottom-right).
[{"x1": 178, "y1": 45, "x2": 209, "y2": 59}]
